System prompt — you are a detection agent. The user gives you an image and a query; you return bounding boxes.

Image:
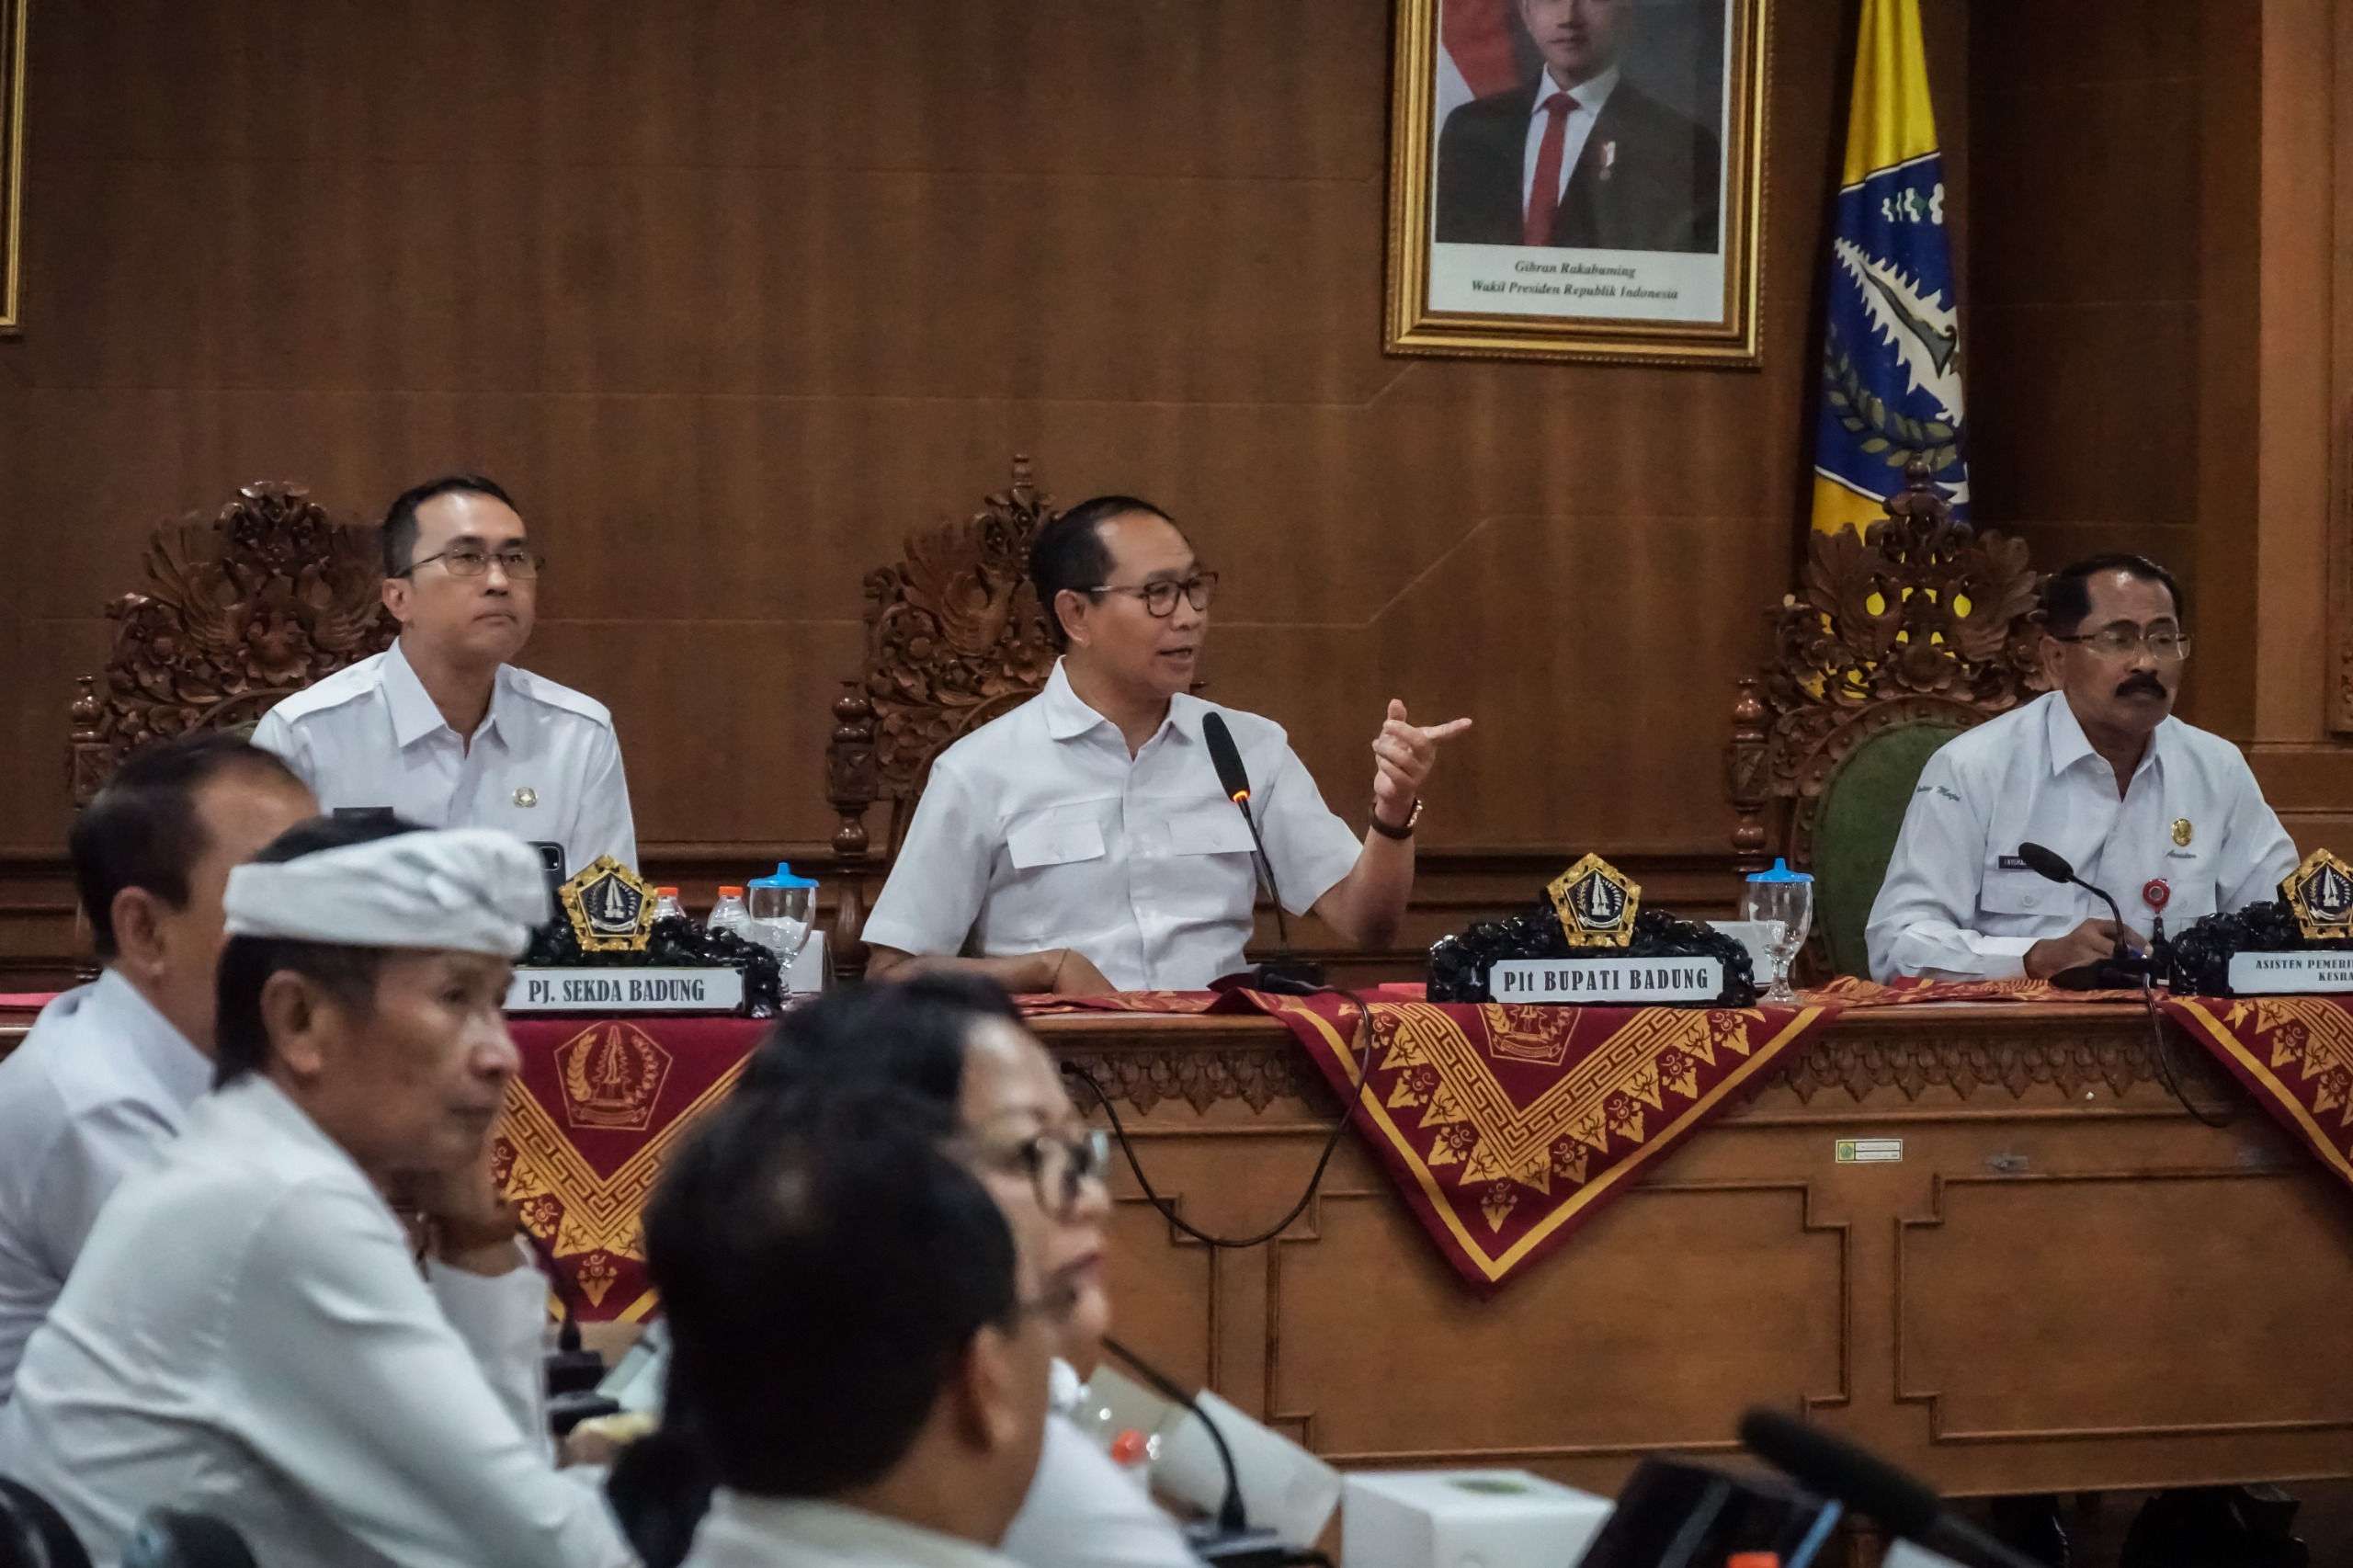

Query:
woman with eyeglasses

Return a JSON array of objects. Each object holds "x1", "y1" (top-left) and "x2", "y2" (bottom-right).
[{"x1": 608, "y1": 975, "x2": 1188, "y2": 1568}]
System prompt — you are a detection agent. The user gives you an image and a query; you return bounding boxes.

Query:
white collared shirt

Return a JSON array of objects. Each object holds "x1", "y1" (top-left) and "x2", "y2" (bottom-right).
[
  {"x1": 1522, "y1": 65, "x2": 1620, "y2": 221},
  {"x1": 688, "y1": 1495, "x2": 1018, "y2": 1568},
  {"x1": 0, "y1": 971, "x2": 210, "y2": 1405},
  {"x1": 1866, "y1": 691, "x2": 2300, "y2": 982},
  {"x1": 0, "y1": 1076, "x2": 632, "y2": 1568},
  {"x1": 252, "y1": 638, "x2": 637, "y2": 878},
  {"x1": 862, "y1": 662, "x2": 1365, "y2": 992}
]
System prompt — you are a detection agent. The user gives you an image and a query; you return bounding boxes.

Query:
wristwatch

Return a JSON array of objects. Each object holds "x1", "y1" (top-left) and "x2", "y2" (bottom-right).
[{"x1": 1370, "y1": 797, "x2": 1423, "y2": 840}]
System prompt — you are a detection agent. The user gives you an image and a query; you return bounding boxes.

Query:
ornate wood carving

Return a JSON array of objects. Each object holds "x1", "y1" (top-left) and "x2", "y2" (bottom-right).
[
  {"x1": 68, "y1": 483, "x2": 393, "y2": 803},
  {"x1": 1054, "y1": 1044, "x2": 1321, "y2": 1117},
  {"x1": 1727, "y1": 457, "x2": 2046, "y2": 873},
  {"x1": 1776, "y1": 1028, "x2": 2164, "y2": 1104},
  {"x1": 825, "y1": 456, "x2": 1061, "y2": 972}
]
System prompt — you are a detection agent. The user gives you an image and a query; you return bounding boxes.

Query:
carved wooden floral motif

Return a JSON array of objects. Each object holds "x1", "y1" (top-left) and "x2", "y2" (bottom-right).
[
  {"x1": 1727, "y1": 457, "x2": 2045, "y2": 869},
  {"x1": 69, "y1": 483, "x2": 392, "y2": 803},
  {"x1": 826, "y1": 458, "x2": 1061, "y2": 966}
]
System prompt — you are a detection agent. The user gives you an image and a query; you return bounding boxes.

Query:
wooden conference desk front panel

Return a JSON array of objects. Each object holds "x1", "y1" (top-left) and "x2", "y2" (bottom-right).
[{"x1": 1031, "y1": 1005, "x2": 2353, "y2": 1500}]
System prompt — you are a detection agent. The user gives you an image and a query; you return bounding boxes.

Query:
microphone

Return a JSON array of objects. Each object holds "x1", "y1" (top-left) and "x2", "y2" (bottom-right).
[
  {"x1": 1200, "y1": 712, "x2": 1324, "y2": 994},
  {"x1": 1739, "y1": 1409, "x2": 2042, "y2": 1568},
  {"x1": 523, "y1": 1230, "x2": 621, "y2": 1436},
  {"x1": 1103, "y1": 1335, "x2": 1285, "y2": 1567},
  {"x1": 2016, "y1": 841, "x2": 2151, "y2": 991}
]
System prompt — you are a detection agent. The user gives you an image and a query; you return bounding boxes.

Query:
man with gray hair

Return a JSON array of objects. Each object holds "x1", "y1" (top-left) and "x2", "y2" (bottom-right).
[{"x1": 0, "y1": 819, "x2": 632, "y2": 1568}]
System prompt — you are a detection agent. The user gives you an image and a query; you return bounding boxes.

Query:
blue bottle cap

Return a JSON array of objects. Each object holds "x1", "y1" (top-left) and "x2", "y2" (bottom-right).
[
  {"x1": 747, "y1": 862, "x2": 821, "y2": 890},
  {"x1": 1745, "y1": 858, "x2": 1813, "y2": 884}
]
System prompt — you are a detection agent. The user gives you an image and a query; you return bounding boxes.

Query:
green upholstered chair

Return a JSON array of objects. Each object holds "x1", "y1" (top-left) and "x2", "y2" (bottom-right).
[
  {"x1": 69, "y1": 483, "x2": 393, "y2": 804},
  {"x1": 1727, "y1": 460, "x2": 2046, "y2": 978},
  {"x1": 1807, "y1": 717, "x2": 1965, "y2": 978}
]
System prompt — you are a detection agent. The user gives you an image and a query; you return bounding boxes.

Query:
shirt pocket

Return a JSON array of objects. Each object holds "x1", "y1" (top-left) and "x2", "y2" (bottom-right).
[
  {"x1": 1979, "y1": 868, "x2": 2060, "y2": 918},
  {"x1": 1164, "y1": 802, "x2": 1257, "y2": 858},
  {"x1": 2154, "y1": 872, "x2": 2217, "y2": 922},
  {"x1": 1005, "y1": 807, "x2": 1108, "y2": 870}
]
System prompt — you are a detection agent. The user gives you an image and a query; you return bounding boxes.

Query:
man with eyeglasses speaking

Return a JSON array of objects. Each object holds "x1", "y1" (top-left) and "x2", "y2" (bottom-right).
[
  {"x1": 255, "y1": 475, "x2": 637, "y2": 877},
  {"x1": 1868, "y1": 553, "x2": 2297, "y2": 983},
  {"x1": 863, "y1": 495, "x2": 1472, "y2": 994}
]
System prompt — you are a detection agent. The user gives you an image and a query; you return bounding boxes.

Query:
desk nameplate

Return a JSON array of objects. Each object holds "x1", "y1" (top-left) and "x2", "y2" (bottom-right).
[
  {"x1": 2224, "y1": 951, "x2": 2353, "y2": 994},
  {"x1": 506, "y1": 966, "x2": 745, "y2": 1013},
  {"x1": 1488, "y1": 957, "x2": 1724, "y2": 1004}
]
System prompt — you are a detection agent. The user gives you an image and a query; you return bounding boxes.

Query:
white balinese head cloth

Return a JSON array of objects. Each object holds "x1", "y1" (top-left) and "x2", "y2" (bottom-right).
[{"x1": 223, "y1": 827, "x2": 551, "y2": 958}]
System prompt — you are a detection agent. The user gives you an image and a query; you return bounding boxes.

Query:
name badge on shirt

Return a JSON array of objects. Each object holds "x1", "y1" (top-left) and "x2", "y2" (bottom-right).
[{"x1": 1997, "y1": 854, "x2": 2029, "y2": 870}]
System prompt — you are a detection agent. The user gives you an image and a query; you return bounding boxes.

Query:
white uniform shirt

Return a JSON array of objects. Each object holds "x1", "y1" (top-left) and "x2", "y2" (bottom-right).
[
  {"x1": 1866, "y1": 691, "x2": 2299, "y2": 982},
  {"x1": 0, "y1": 971, "x2": 210, "y2": 1405},
  {"x1": 252, "y1": 639, "x2": 637, "y2": 878},
  {"x1": 0, "y1": 1075, "x2": 632, "y2": 1568},
  {"x1": 686, "y1": 1494, "x2": 1017, "y2": 1568},
  {"x1": 1000, "y1": 1360, "x2": 1190, "y2": 1568},
  {"x1": 862, "y1": 662, "x2": 1364, "y2": 991}
]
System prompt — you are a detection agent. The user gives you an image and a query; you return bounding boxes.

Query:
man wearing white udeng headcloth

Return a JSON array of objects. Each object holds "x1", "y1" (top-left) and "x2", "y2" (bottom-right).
[{"x1": 0, "y1": 819, "x2": 634, "y2": 1568}]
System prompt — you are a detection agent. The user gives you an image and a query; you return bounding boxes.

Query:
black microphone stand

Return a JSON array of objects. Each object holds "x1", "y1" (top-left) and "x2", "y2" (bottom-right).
[
  {"x1": 1102, "y1": 1335, "x2": 1290, "y2": 1568},
  {"x1": 2015, "y1": 842, "x2": 2154, "y2": 991}
]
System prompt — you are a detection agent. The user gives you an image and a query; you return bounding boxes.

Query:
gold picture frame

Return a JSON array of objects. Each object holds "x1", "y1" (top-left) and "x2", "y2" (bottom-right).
[
  {"x1": 0, "y1": 0, "x2": 21, "y2": 335},
  {"x1": 1384, "y1": 0, "x2": 1769, "y2": 367}
]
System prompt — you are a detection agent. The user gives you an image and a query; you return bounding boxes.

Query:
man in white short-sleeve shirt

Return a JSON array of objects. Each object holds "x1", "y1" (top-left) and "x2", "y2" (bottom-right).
[
  {"x1": 254, "y1": 475, "x2": 637, "y2": 878},
  {"x1": 0, "y1": 733, "x2": 313, "y2": 1404},
  {"x1": 1868, "y1": 554, "x2": 2298, "y2": 983},
  {"x1": 863, "y1": 497, "x2": 1472, "y2": 993}
]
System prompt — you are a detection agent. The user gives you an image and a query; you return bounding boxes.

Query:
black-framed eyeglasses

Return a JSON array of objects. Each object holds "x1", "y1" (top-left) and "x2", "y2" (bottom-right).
[
  {"x1": 990, "y1": 1128, "x2": 1111, "y2": 1220},
  {"x1": 2052, "y1": 622, "x2": 2190, "y2": 661},
  {"x1": 1088, "y1": 573, "x2": 1218, "y2": 619},
  {"x1": 402, "y1": 545, "x2": 542, "y2": 581}
]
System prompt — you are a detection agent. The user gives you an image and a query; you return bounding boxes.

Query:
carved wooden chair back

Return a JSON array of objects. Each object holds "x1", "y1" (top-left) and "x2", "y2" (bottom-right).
[
  {"x1": 825, "y1": 458, "x2": 1061, "y2": 971},
  {"x1": 1725, "y1": 459, "x2": 2046, "y2": 975},
  {"x1": 68, "y1": 483, "x2": 394, "y2": 804}
]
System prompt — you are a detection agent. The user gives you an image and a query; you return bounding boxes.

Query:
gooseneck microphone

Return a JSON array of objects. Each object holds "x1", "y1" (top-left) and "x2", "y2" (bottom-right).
[
  {"x1": 1201, "y1": 712, "x2": 1324, "y2": 994},
  {"x1": 1739, "y1": 1409, "x2": 2042, "y2": 1568},
  {"x1": 1102, "y1": 1335, "x2": 1283, "y2": 1566},
  {"x1": 2017, "y1": 841, "x2": 2151, "y2": 990}
]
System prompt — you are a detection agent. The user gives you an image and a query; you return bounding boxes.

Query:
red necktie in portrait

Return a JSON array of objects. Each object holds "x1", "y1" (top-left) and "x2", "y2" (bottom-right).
[{"x1": 1523, "y1": 91, "x2": 1576, "y2": 247}]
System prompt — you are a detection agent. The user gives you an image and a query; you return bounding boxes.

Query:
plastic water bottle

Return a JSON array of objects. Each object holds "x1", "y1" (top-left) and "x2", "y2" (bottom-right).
[
  {"x1": 653, "y1": 887, "x2": 686, "y2": 923},
  {"x1": 707, "y1": 887, "x2": 750, "y2": 939}
]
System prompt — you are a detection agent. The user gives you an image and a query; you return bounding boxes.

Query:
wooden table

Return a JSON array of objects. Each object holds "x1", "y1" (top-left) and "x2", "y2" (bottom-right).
[
  {"x1": 6, "y1": 998, "x2": 2350, "y2": 1503},
  {"x1": 1031, "y1": 1003, "x2": 2353, "y2": 1502}
]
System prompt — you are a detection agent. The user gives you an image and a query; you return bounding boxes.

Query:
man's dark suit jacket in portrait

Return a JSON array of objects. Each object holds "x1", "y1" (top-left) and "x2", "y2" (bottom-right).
[{"x1": 1435, "y1": 77, "x2": 1722, "y2": 254}]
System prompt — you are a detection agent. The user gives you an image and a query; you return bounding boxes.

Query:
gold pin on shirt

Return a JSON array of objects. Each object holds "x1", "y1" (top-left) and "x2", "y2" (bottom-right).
[
  {"x1": 2172, "y1": 818, "x2": 2193, "y2": 846},
  {"x1": 514, "y1": 787, "x2": 539, "y2": 808}
]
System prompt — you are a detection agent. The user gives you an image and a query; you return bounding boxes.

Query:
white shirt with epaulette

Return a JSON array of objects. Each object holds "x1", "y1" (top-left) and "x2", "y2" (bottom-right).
[{"x1": 252, "y1": 640, "x2": 638, "y2": 878}]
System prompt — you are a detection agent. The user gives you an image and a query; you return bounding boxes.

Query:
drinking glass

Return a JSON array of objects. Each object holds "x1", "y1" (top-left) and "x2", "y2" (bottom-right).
[
  {"x1": 746, "y1": 881, "x2": 814, "y2": 962},
  {"x1": 1738, "y1": 878, "x2": 1813, "y2": 1003}
]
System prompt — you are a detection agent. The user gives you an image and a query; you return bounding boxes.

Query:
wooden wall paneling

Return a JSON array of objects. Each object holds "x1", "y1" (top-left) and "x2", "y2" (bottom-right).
[
  {"x1": 0, "y1": 0, "x2": 1854, "y2": 873},
  {"x1": 1966, "y1": 0, "x2": 2206, "y2": 707}
]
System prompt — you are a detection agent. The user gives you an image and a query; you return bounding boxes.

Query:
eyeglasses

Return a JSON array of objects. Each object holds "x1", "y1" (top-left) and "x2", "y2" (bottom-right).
[
  {"x1": 404, "y1": 545, "x2": 542, "y2": 581},
  {"x1": 2052, "y1": 622, "x2": 2191, "y2": 661},
  {"x1": 1088, "y1": 573, "x2": 1218, "y2": 619},
  {"x1": 980, "y1": 1128, "x2": 1111, "y2": 1220}
]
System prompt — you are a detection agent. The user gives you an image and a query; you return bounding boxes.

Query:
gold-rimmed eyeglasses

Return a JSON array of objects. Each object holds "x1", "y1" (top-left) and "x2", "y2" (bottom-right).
[
  {"x1": 1088, "y1": 573, "x2": 1218, "y2": 618},
  {"x1": 404, "y1": 545, "x2": 542, "y2": 581},
  {"x1": 2052, "y1": 622, "x2": 2190, "y2": 661}
]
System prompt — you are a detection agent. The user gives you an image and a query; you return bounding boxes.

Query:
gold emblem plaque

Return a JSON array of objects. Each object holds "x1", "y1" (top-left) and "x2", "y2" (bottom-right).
[
  {"x1": 2282, "y1": 848, "x2": 2353, "y2": 941},
  {"x1": 558, "y1": 855, "x2": 658, "y2": 953},
  {"x1": 1547, "y1": 854, "x2": 1642, "y2": 949}
]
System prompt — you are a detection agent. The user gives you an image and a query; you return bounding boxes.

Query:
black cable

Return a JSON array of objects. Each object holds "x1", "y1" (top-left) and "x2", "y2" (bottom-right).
[
  {"x1": 1060, "y1": 983, "x2": 1378, "y2": 1251},
  {"x1": 2142, "y1": 973, "x2": 2235, "y2": 1129}
]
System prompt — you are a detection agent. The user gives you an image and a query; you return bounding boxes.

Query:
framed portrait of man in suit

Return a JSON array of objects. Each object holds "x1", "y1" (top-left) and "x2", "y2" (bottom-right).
[{"x1": 1386, "y1": 0, "x2": 1768, "y2": 366}]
